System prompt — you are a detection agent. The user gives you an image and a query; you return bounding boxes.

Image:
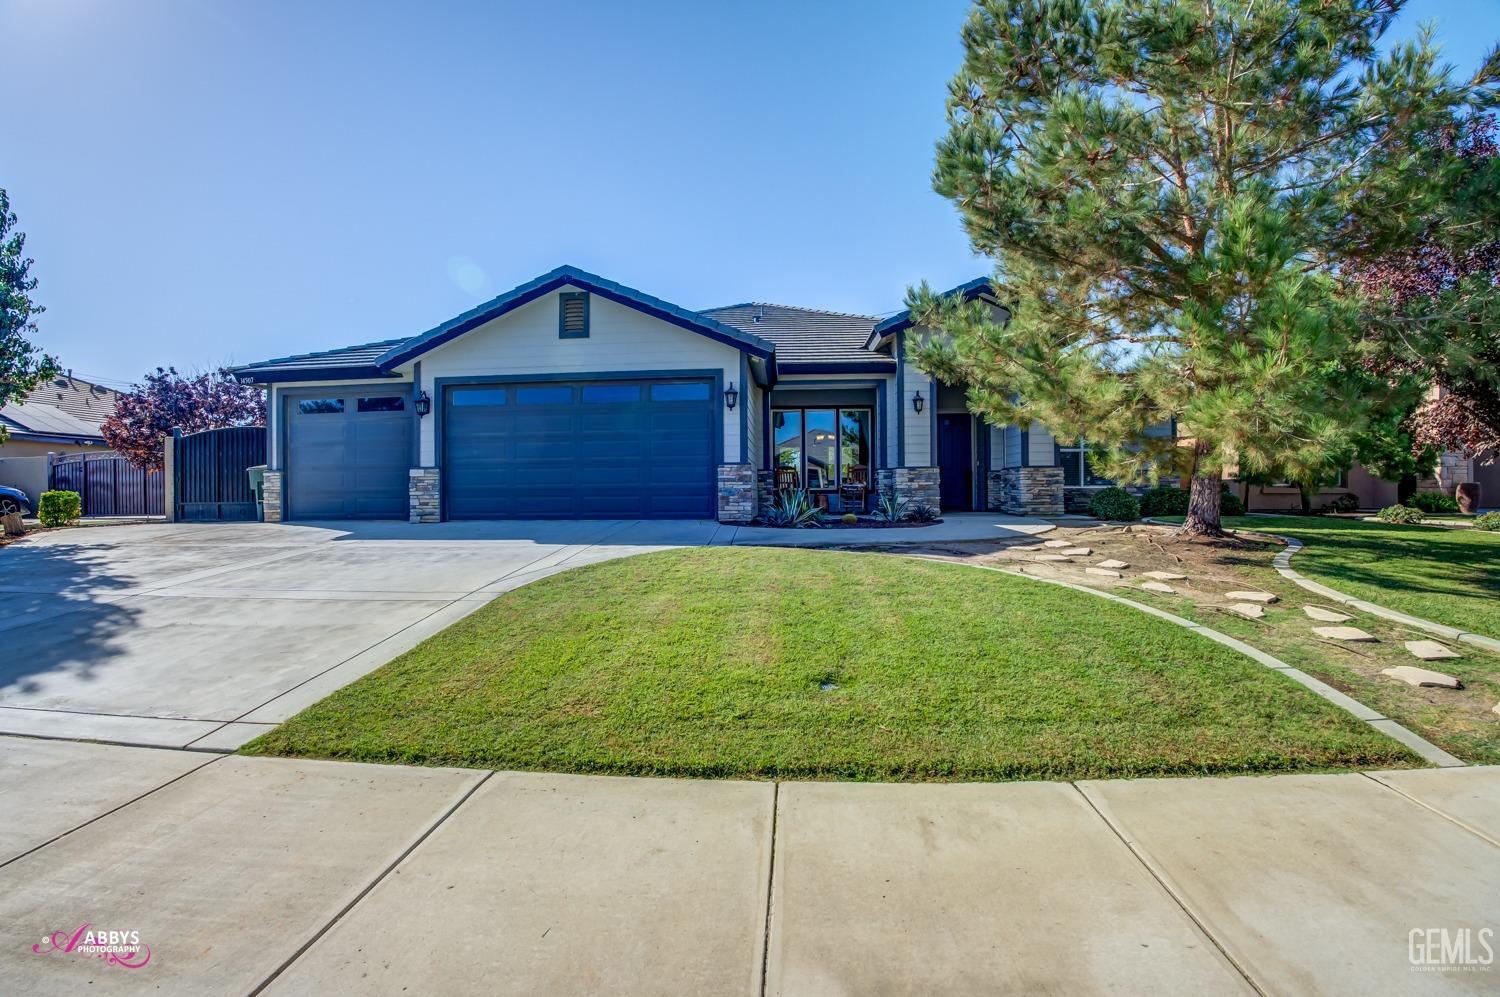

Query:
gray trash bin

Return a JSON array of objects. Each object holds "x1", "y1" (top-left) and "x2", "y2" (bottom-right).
[{"x1": 247, "y1": 465, "x2": 267, "y2": 521}]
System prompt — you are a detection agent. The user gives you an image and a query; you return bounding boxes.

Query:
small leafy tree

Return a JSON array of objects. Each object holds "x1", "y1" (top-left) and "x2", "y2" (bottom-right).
[
  {"x1": 0, "y1": 188, "x2": 59, "y2": 440},
  {"x1": 908, "y1": 0, "x2": 1488, "y2": 535},
  {"x1": 102, "y1": 367, "x2": 266, "y2": 470}
]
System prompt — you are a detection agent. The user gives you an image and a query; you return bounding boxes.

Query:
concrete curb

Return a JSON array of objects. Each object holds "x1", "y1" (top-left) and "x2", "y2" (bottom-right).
[{"x1": 938, "y1": 558, "x2": 1464, "y2": 768}]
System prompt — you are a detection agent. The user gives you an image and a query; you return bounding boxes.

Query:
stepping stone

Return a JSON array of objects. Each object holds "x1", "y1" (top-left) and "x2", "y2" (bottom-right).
[
  {"x1": 1312, "y1": 626, "x2": 1378, "y2": 642},
  {"x1": 1086, "y1": 567, "x2": 1122, "y2": 578},
  {"x1": 1493, "y1": 703, "x2": 1500, "y2": 717},
  {"x1": 1060, "y1": 547, "x2": 1093, "y2": 556},
  {"x1": 1096, "y1": 559, "x2": 1129, "y2": 570},
  {"x1": 1042, "y1": 540, "x2": 1073, "y2": 548},
  {"x1": 1303, "y1": 606, "x2": 1351, "y2": 623},
  {"x1": 1225, "y1": 590, "x2": 1278, "y2": 604},
  {"x1": 1226, "y1": 603, "x2": 1266, "y2": 619},
  {"x1": 1032, "y1": 554, "x2": 1071, "y2": 562},
  {"x1": 1405, "y1": 640, "x2": 1460, "y2": 661},
  {"x1": 1381, "y1": 665, "x2": 1463, "y2": 690},
  {"x1": 1139, "y1": 581, "x2": 1176, "y2": 594},
  {"x1": 1143, "y1": 571, "x2": 1187, "y2": 581}
]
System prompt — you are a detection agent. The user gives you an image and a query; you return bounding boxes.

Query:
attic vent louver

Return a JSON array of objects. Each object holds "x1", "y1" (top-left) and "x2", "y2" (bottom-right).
[{"x1": 559, "y1": 292, "x2": 589, "y2": 338}]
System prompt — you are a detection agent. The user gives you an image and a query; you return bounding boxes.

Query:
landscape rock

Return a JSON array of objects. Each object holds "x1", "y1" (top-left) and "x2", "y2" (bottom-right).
[
  {"x1": 1303, "y1": 606, "x2": 1351, "y2": 623},
  {"x1": 1, "y1": 512, "x2": 22, "y2": 537},
  {"x1": 1312, "y1": 626, "x2": 1378, "y2": 642},
  {"x1": 1096, "y1": 559, "x2": 1129, "y2": 570},
  {"x1": 1225, "y1": 591, "x2": 1278, "y2": 604},
  {"x1": 1226, "y1": 603, "x2": 1266, "y2": 619},
  {"x1": 1143, "y1": 571, "x2": 1187, "y2": 581},
  {"x1": 1032, "y1": 554, "x2": 1071, "y2": 562},
  {"x1": 1042, "y1": 540, "x2": 1074, "y2": 548},
  {"x1": 1139, "y1": 581, "x2": 1176, "y2": 594},
  {"x1": 1381, "y1": 665, "x2": 1462, "y2": 690},
  {"x1": 1060, "y1": 547, "x2": 1093, "y2": 556},
  {"x1": 1404, "y1": 640, "x2": 1460, "y2": 661},
  {"x1": 1086, "y1": 567, "x2": 1122, "y2": 578}
]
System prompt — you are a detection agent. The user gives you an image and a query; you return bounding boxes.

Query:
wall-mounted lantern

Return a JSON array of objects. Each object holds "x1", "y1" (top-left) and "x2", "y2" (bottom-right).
[
  {"x1": 414, "y1": 390, "x2": 432, "y2": 417},
  {"x1": 724, "y1": 382, "x2": 739, "y2": 411},
  {"x1": 912, "y1": 390, "x2": 925, "y2": 414}
]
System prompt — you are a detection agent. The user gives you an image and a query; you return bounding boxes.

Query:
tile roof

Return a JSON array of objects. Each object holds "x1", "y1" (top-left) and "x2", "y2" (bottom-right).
[
  {"x1": 232, "y1": 339, "x2": 409, "y2": 379},
  {"x1": 0, "y1": 375, "x2": 121, "y2": 441},
  {"x1": 699, "y1": 303, "x2": 893, "y2": 367}
]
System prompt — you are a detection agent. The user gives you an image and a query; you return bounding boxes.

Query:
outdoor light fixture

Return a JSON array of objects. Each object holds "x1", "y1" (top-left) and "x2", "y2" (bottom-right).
[
  {"x1": 414, "y1": 390, "x2": 432, "y2": 417},
  {"x1": 912, "y1": 391, "x2": 925, "y2": 414},
  {"x1": 724, "y1": 382, "x2": 739, "y2": 411}
]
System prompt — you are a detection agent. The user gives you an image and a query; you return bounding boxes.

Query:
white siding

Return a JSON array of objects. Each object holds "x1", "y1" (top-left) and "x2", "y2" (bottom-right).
[
  {"x1": 901, "y1": 359, "x2": 933, "y2": 466},
  {"x1": 744, "y1": 380, "x2": 763, "y2": 467},
  {"x1": 1027, "y1": 421, "x2": 1056, "y2": 466},
  {"x1": 411, "y1": 287, "x2": 744, "y2": 466}
]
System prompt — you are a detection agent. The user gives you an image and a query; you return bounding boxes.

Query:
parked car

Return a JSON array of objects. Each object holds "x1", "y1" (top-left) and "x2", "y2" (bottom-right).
[{"x1": 0, "y1": 485, "x2": 33, "y2": 516}]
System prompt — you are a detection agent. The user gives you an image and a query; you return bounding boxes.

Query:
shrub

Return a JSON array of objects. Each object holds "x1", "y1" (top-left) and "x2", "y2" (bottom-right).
[
  {"x1": 1324, "y1": 493, "x2": 1360, "y2": 514},
  {"x1": 1473, "y1": 511, "x2": 1500, "y2": 532},
  {"x1": 841, "y1": 513, "x2": 858, "y2": 525},
  {"x1": 873, "y1": 493, "x2": 910, "y2": 523},
  {"x1": 1139, "y1": 486, "x2": 1190, "y2": 517},
  {"x1": 38, "y1": 490, "x2": 82, "y2": 528},
  {"x1": 762, "y1": 489, "x2": 824, "y2": 528},
  {"x1": 1376, "y1": 504, "x2": 1425, "y2": 525},
  {"x1": 1088, "y1": 486, "x2": 1141, "y2": 521},
  {"x1": 907, "y1": 503, "x2": 940, "y2": 523},
  {"x1": 1219, "y1": 490, "x2": 1245, "y2": 516},
  {"x1": 1409, "y1": 491, "x2": 1460, "y2": 514}
]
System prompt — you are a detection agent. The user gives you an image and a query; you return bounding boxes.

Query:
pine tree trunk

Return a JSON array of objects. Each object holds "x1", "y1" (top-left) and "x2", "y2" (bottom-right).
[
  {"x1": 1181, "y1": 473, "x2": 1224, "y2": 536},
  {"x1": 1298, "y1": 483, "x2": 1312, "y2": 514}
]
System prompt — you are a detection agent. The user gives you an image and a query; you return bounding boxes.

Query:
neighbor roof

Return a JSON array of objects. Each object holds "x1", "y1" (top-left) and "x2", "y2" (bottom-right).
[
  {"x1": 700, "y1": 304, "x2": 893, "y2": 372},
  {"x1": 0, "y1": 375, "x2": 121, "y2": 443}
]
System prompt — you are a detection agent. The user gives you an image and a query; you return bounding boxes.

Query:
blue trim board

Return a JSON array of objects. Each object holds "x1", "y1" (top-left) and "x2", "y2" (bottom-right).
[
  {"x1": 242, "y1": 365, "x2": 399, "y2": 383},
  {"x1": 865, "y1": 276, "x2": 1001, "y2": 348},
  {"x1": 777, "y1": 360, "x2": 896, "y2": 375},
  {"x1": 895, "y1": 332, "x2": 906, "y2": 467},
  {"x1": 929, "y1": 375, "x2": 938, "y2": 466},
  {"x1": 761, "y1": 386, "x2": 772, "y2": 470}
]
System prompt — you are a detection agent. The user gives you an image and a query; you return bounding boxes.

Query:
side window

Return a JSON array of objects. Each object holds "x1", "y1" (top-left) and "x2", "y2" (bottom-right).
[
  {"x1": 357, "y1": 396, "x2": 405, "y2": 413},
  {"x1": 559, "y1": 292, "x2": 589, "y2": 338},
  {"x1": 297, "y1": 398, "x2": 344, "y2": 414}
]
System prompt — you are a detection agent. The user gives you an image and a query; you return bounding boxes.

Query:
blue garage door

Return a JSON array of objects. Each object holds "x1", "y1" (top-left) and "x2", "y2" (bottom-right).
[
  {"x1": 285, "y1": 390, "x2": 412, "y2": 519},
  {"x1": 444, "y1": 378, "x2": 716, "y2": 519}
]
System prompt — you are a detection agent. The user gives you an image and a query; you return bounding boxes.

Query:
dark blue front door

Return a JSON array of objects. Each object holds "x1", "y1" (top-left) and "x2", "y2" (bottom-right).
[
  {"x1": 937, "y1": 414, "x2": 973, "y2": 511},
  {"x1": 443, "y1": 378, "x2": 716, "y2": 519}
]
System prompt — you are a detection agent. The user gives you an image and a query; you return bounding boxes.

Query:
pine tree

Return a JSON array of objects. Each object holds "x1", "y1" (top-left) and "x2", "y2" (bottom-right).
[
  {"x1": 0, "y1": 188, "x2": 59, "y2": 438},
  {"x1": 909, "y1": 0, "x2": 1491, "y2": 535}
]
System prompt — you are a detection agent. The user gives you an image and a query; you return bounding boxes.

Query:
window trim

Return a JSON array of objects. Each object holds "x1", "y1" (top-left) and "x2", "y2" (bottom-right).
[
  {"x1": 772, "y1": 405, "x2": 874, "y2": 492},
  {"x1": 558, "y1": 291, "x2": 590, "y2": 339},
  {"x1": 1055, "y1": 439, "x2": 1114, "y2": 488}
]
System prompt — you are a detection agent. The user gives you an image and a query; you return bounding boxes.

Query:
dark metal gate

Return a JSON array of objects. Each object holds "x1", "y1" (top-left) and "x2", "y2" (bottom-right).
[
  {"x1": 49, "y1": 453, "x2": 166, "y2": 517},
  {"x1": 172, "y1": 426, "x2": 267, "y2": 521}
]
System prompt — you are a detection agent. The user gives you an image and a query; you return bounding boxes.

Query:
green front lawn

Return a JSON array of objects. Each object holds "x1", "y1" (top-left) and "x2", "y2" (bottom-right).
[
  {"x1": 243, "y1": 546, "x2": 1413, "y2": 780},
  {"x1": 1224, "y1": 516, "x2": 1500, "y2": 638}
]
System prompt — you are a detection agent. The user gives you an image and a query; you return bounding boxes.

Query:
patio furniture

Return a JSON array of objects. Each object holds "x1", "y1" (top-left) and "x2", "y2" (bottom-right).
[
  {"x1": 839, "y1": 465, "x2": 869, "y2": 513},
  {"x1": 776, "y1": 467, "x2": 800, "y2": 491}
]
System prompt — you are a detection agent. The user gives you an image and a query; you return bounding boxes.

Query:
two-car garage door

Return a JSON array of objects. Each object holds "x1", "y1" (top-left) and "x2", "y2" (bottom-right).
[{"x1": 443, "y1": 378, "x2": 716, "y2": 519}]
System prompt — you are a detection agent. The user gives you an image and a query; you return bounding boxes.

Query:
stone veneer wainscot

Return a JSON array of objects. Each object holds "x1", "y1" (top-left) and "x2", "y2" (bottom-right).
[
  {"x1": 717, "y1": 463, "x2": 757, "y2": 524},
  {"x1": 409, "y1": 468, "x2": 440, "y2": 524}
]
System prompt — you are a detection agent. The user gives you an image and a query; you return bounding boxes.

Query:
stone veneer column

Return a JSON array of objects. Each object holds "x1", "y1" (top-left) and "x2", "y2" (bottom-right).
[
  {"x1": 995, "y1": 466, "x2": 1064, "y2": 516},
  {"x1": 717, "y1": 463, "x2": 756, "y2": 523},
  {"x1": 261, "y1": 470, "x2": 283, "y2": 523},
  {"x1": 877, "y1": 467, "x2": 941, "y2": 516},
  {"x1": 409, "y1": 468, "x2": 440, "y2": 523},
  {"x1": 755, "y1": 469, "x2": 777, "y2": 516}
]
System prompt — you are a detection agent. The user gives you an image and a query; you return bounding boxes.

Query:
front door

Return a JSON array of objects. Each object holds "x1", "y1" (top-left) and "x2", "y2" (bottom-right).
[{"x1": 937, "y1": 414, "x2": 973, "y2": 511}]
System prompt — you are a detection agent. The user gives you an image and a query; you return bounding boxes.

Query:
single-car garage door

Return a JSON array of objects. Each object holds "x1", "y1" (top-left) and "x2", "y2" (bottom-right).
[
  {"x1": 285, "y1": 389, "x2": 412, "y2": 519},
  {"x1": 443, "y1": 378, "x2": 716, "y2": 519}
]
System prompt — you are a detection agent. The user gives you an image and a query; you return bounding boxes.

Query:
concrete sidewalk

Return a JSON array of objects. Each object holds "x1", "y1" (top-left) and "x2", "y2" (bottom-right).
[{"x1": 2, "y1": 735, "x2": 1495, "y2": 995}]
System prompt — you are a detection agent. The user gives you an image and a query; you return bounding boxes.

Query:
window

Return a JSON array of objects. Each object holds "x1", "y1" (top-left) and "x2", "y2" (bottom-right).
[
  {"x1": 357, "y1": 396, "x2": 405, "y2": 412},
  {"x1": 582, "y1": 384, "x2": 641, "y2": 404},
  {"x1": 516, "y1": 386, "x2": 573, "y2": 405},
  {"x1": 559, "y1": 292, "x2": 589, "y2": 338},
  {"x1": 297, "y1": 398, "x2": 344, "y2": 414},
  {"x1": 1055, "y1": 440, "x2": 1113, "y2": 487},
  {"x1": 450, "y1": 388, "x2": 507, "y2": 407},
  {"x1": 650, "y1": 382, "x2": 711, "y2": 402},
  {"x1": 773, "y1": 407, "x2": 873, "y2": 490}
]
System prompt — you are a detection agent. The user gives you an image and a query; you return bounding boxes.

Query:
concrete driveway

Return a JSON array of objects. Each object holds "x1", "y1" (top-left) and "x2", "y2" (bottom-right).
[
  {"x1": 0, "y1": 514, "x2": 1053, "y2": 749},
  {"x1": 2, "y1": 736, "x2": 1495, "y2": 995}
]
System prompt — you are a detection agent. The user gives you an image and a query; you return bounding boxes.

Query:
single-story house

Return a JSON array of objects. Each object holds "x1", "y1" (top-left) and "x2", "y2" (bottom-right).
[
  {"x1": 0, "y1": 373, "x2": 120, "y2": 458},
  {"x1": 233, "y1": 265, "x2": 1482, "y2": 523}
]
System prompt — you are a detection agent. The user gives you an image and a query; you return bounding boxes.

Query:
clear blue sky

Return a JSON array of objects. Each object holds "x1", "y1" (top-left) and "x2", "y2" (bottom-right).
[{"x1": 3, "y1": 0, "x2": 1495, "y2": 387}]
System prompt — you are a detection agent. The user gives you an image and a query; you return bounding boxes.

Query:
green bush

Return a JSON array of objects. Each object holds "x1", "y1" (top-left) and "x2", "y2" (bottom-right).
[
  {"x1": 1139, "y1": 486, "x2": 1190, "y2": 517},
  {"x1": 1473, "y1": 511, "x2": 1500, "y2": 532},
  {"x1": 1088, "y1": 486, "x2": 1141, "y2": 521},
  {"x1": 38, "y1": 490, "x2": 82, "y2": 527},
  {"x1": 1325, "y1": 493, "x2": 1360, "y2": 513},
  {"x1": 1409, "y1": 491, "x2": 1460, "y2": 514},
  {"x1": 1376, "y1": 504, "x2": 1425, "y2": 525},
  {"x1": 1219, "y1": 490, "x2": 1245, "y2": 516}
]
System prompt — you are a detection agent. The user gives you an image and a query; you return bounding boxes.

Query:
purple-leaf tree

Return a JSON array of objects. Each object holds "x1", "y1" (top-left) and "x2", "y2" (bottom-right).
[{"x1": 102, "y1": 367, "x2": 266, "y2": 470}]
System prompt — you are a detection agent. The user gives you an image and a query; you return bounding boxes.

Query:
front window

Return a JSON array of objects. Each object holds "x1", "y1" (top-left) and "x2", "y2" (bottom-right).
[
  {"x1": 773, "y1": 407, "x2": 873, "y2": 490},
  {"x1": 1056, "y1": 440, "x2": 1113, "y2": 487}
]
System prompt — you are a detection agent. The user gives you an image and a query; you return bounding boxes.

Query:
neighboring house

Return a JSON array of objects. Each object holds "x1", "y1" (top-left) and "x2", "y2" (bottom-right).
[
  {"x1": 231, "y1": 265, "x2": 1458, "y2": 524},
  {"x1": 0, "y1": 373, "x2": 121, "y2": 458}
]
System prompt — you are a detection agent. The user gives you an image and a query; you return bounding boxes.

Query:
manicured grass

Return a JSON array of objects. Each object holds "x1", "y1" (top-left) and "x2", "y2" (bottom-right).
[
  {"x1": 243, "y1": 546, "x2": 1412, "y2": 780},
  {"x1": 1223, "y1": 516, "x2": 1500, "y2": 639}
]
